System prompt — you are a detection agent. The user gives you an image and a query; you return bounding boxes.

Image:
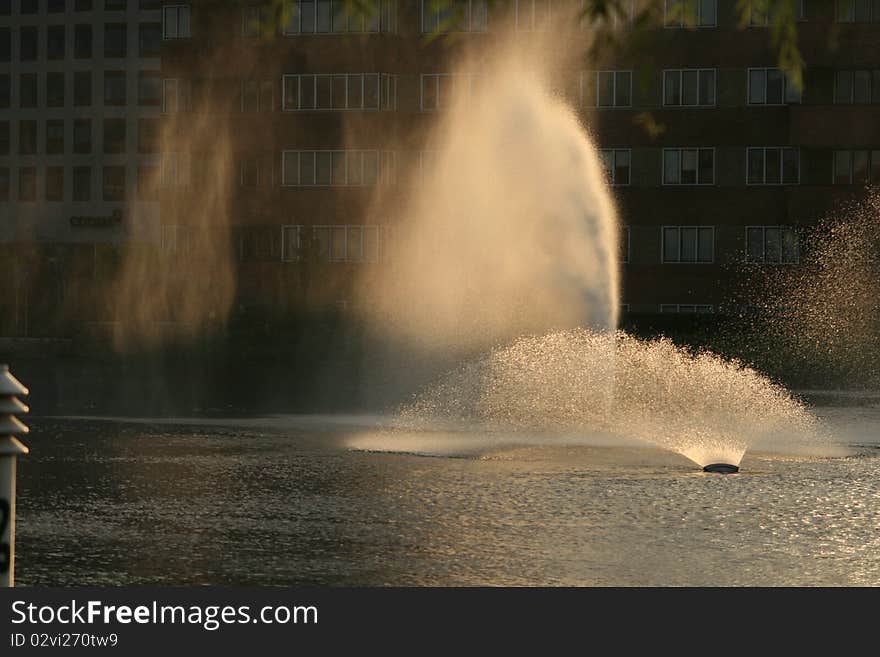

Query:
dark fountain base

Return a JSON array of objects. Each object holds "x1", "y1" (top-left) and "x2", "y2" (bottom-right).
[{"x1": 702, "y1": 463, "x2": 740, "y2": 474}]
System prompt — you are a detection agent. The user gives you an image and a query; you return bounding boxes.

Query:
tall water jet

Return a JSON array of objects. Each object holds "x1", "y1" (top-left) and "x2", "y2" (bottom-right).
[{"x1": 358, "y1": 31, "x2": 619, "y2": 354}]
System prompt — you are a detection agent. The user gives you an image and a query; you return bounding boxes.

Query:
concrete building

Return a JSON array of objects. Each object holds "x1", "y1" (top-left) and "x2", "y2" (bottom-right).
[{"x1": 0, "y1": 0, "x2": 162, "y2": 333}]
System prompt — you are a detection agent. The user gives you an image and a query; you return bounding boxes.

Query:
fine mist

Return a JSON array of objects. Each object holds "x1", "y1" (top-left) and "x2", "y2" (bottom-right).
[
  {"x1": 729, "y1": 192, "x2": 880, "y2": 388},
  {"x1": 110, "y1": 110, "x2": 237, "y2": 350},
  {"x1": 357, "y1": 31, "x2": 619, "y2": 354}
]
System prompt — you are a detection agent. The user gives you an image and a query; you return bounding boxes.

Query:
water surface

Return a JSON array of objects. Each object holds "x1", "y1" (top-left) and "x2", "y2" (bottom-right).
[{"x1": 15, "y1": 408, "x2": 880, "y2": 586}]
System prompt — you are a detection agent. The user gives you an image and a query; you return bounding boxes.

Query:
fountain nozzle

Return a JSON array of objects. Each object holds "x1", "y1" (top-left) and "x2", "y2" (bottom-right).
[{"x1": 702, "y1": 463, "x2": 739, "y2": 474}]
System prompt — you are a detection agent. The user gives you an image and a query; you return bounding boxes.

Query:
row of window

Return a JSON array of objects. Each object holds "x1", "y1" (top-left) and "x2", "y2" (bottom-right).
[
  {"x1": 280, "y1": 74, "x2": 398, "y2": 111},
  {"x1": 629, "y1": 225, "x2": 799, "y2": 265},
  {"x1": 2, "y1": 117, "x2": 159, "y2": 154},
  {"x1": 601, "y1": 147, "x2": 802, "y2": 186},
  {"x1": 280, "y1": 224, "x2": 382, "y2": 263},
  {"x1": 281, "y1": 0, "x2": 398, "y2": 35},
  {"x1": 0, "y1": 23, "x2": 159, "y2": 61},
  {"x1": 0, "y1": 70, "x2": 162, "y2": 108},
  {"x1": 14, "y1": 0, "x2": 875, "y2": 43},
  {"x1": 0, "y1": 0, "x2": 160, "y2": 14},
  {"x1": 0, "y1": 164, "x2": 142, "y2": 201},
  {"x1": 4, "y1": 134, "x2": 873, "y2": 190},
  {"x1": 265, "y1": 0, "x2": 880, "y2": 36},
  {"x1": 163, "y1": 223, "x2": 386, "y2": 265},
  {"x1": 272, "y1": 0, "x2": 821, "y2": 35},
  {"x1": 11, "y1": 69, "x2": 867, "y2": 113},
  {"x1": 586, "y1": 69, "x2": 880, "y2": 108},
  {"x1": 280, "y1": 150, "x2": 396, "y2": 187},
  {"x1": 165, "y1": 223, "x2": 797, "y2": 269},
  {"x1": 601, "y1": 147, "x2": 880, "y2": 186}
]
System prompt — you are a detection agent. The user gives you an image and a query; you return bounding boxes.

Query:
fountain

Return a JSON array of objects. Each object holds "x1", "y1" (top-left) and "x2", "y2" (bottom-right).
[{"x1": 352, "y1": 28, "x2": 827, "y2": 472}]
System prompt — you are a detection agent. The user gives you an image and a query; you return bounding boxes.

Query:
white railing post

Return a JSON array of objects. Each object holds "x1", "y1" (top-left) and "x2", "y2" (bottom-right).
[{"x1": 0, "y1": 365, "x2": 29, "y2": 587}]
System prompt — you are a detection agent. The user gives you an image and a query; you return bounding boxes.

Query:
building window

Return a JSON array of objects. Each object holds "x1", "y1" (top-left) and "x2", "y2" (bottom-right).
[
  {"x1": 137, "y1": 165, "x2": 158, "y2": 200},
  {"x1": 284, "y1": 0, "x2": 397, "y2": 34},
  {"x1": 835, "y1": 0, "x2": 880, "y2": 22},
  {"x1": 139, "y1": 23, "x2": 161, "y2": 56},
  {"x1": 660, "y1": 304, "x2": 713, "y2": 313},
  {"x1": 746, "y1": 226, "x2": 799, "y2": 264},
  {"x1": 138, "y1": 118, "x2": 160, "y2": 153},
  {"x1": 19, "y1": 167, "x2": 37, "y2": 202},
  {"x1": 421, "y1": 0, "x2": 487, "y2": 33},
  {"x1": 75, "y1": 0, "x2": 93, "y2": 10},
  {"x1": 19, "y1": 120, "x2": 36, "y2": 155},
  {"x1": 0, "y1": 30, "x2": 8, "y2": 63},
  {"x1": 599, "y1": 148, "x2": 631, "y2": 186},
  {"x1": 241, "y1": 79, "x2": 274, "y2": 112},
  {"x1": 104, "y1": 24, "x2": 127, "y2": 58},
  {"x1": 48, "y1": 25, "x2": 66, "y2": 59},
  {"x1": 20, "y1": 26, "x2": 37, "y2": 61},
  {"x1": 74, "y1": 71, "x2": 92, "y2": 106},
  {"x1": 834, "y1": 70, "x2": 880, "y2": 104},
  {"x1": 46, "y1": 166, "x2": 64, "y2": 201},
  {"x1": 581, "y1": 0, "x2": 636, "y2": 30},
  {"x1": 282, "y1": 73, "x2": 396, "y2": 111},
  {"x1": 0, "y1": 75, "x2": 7, "y2": 108},
  {"x1": 74, "y1": 25, "x2": 93, "y2": 58},
  {"x1": 621, "y1": 225, "x2": 630, "y2": 263},
  {"x1": 663, "y1": 148, "x2": 714, "y2": 185},
  {"x1": 239, "y1": 153, "x2": 274, "y2": 189},
  {"x1": 235, "y1": 226, "x2": 278, "y2": 262},
  {"x1": 750, "y1": 0, "x2": 806, "y2": 24},
  {"x1": 833, "y1": 149, "x2": 880, "y2": 184},
  {"x1": 663, "y1": 69, "x2": 715, "y2": 107},
  {"x1": 161, "y1": 152, "x2": 191, "y2": 188},
  {"x1": 20, "y1": 74, "x2": 37, "y2": 108},
  {"x1": 162, "y1": 78, "x2": 191, "y2": 113},
  {"x1": 103, "y1": 118, "x2": 126, "y2": 153},
  {"x1": 662, "y1": 226, "x2": 714, "y2": 263},
  {"x1": 0, "y1": 121, "x2": 8, "y2": 154},
  {"x1": 664, "y1": 0, "x2": 717, "y2": 27},
  {"x1": 747, "y1": 147, "x2": 800, "y2": 185},
  {"x1": 584, "y1": 70, "x2": 632, "y2": 108},
  {"x1": 46, "y1": 119, "x2": 64, "y2": 154},
  {"x1": 104, "y1": 0, "x2": 126, "y2": 9},
  {"x1": 163, "y1": 5, "x2": 191, "y2": 39},
  {"x1": 49, "y1": 0, "x2": 65, "y2": 11},
  {"x1": 514, "y1": 0, "x2": 556, "y2": 31},
  {"x1": 281, "y1": 149, "x2": 395, "y2": 186},
  {"x1": 73, "y1": 166, "x2": 91, "y2": 201},
  {"x1": 242, "y1": 6, "x2": 266, "y2": 36},
  {"x1": 102, "y1": 165, "x2": 126, "y2": 201},
  {"x1": 47, "y1": 73, "x2": 65, "y2": 107},
  {"x1": 74, "y1": 118, "x2": 91, "y2": 153},
  {"x1": 138, "y1": 71, "x2": 161, "y2": 106},
  {"x1": 104, "y1": 71, "x2": 126, "y2": 106},
  {"x1": 420, "y1": 74, "x2": 476, "y2": 111},
  {"x1": 0, "y1": 167, "x2": 9, "y2": 201},
  {"x1": 161, "y1": 225, "x2": 191, "y2": 255},
  {"x1": 748, "y1": 68, "x2": 801, "y2": 104},
  {"x1": 285, "y1": 225, "x2": 381, "y2": 263}
]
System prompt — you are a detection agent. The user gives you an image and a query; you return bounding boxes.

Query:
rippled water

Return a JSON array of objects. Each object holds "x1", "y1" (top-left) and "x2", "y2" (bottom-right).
[{"x1": 14, "y1": 408, "x2": 880, "y2": 587}]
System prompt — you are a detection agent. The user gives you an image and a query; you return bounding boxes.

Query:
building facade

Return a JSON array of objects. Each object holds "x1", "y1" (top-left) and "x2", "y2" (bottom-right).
[
  {"x1": 1, "y1": 0, "x2": 879, "y2": 335},
  {"x1": 0, "y1": 0, "x2": 162, "y2": 333}
]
